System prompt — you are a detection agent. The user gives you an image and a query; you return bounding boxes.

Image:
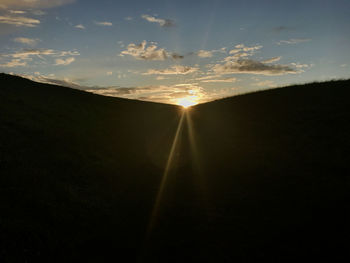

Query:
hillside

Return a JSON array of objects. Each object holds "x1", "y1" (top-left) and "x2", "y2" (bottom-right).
[{"x1": 0, "y1": 73, "x2": 349, "y2": 262}]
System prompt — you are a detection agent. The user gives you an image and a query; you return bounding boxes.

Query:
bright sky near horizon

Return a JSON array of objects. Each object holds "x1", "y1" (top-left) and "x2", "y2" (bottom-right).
[{"x1": 0, "y1": 0, "x2": 349, "y2": 105}]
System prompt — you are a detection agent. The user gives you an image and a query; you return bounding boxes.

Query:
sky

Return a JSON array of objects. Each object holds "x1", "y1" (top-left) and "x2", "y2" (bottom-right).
[{"x1": 1, "y1": 0, "x2": 350, "y2": 105}]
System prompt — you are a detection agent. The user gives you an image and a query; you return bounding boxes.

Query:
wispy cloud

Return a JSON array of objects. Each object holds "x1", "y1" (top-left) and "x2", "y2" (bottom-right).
[
  {"x1": 143, "y1": 65, "x2": 199, "y2": 75},
  {"x1": 141, "y1": 14, "x2": 175, "y2": 27},
  {"x1": 6, "y1": 49, "x2": 79, "y2": 59},
  {"x1": 254, "y1": 80, "x2": 276, "y2": 87},
  {"x1": 277, "y1": 38, "x2": 311, "y2": 45},
  {"x1": 196, "y1": 48, "x2": 226, "y2": 58},
  {"x1": 9, "y1": 10, "x2": 26, "y2": 14},
  {"x1": 55, "y1": 57, "x2": 75, "y2": 66},
  {"x1": 229, "y1": 44, "x2": 262, "y2": 54},
  {"x1": 0, "y1": 49, "x2": 79, "y2": 68},
  {"x1": 0, "y1": 15, "x2": 40, "y2": 27},
  {"x1": 94, "y1": 21, "x2": 112, "y2": 26},
  {"x1": 197, "y1": 50, "x2": 213, "y2": 58},
  {"x1": 201, "y1": 77, "x2": 237, "y2": 83},
  {"x1": 74, "y1": 24, "x2": 85, "y2": 29},
  {"x1": 0, "y1": 59, "x2": 27, "y2": 68},
  {"x1": 13, "y1": 37, "x2": 39, "y2": 46},
  {"x1": 87, "y1": 83, "x2": 206, "y2": 104},
  {"x1": 120, "y1": 41, "x2": 183, "y2": 61},
  {"x1": 0, "y1": 0, "x2": 75, "y2": 9},
  {"x1": 194, "y1": 74, "x2": 237, "y2": 83},
  {"x1": 262, "y1": 56, "x2": 281, "y2": 63},
  {"x1": 212, "y1": 59, "x2": 297, "y2": 76}
]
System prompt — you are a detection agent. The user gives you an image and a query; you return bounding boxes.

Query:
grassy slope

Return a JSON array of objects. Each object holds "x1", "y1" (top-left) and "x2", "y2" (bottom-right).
[{"x1": 0, "y1": 73, "x2": 349, "y2": 262}]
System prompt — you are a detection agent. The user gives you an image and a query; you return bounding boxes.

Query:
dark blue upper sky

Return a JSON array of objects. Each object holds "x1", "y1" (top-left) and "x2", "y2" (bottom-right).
[{"x1": 1, "y1": 0, "x2": 349, "y2": 104}]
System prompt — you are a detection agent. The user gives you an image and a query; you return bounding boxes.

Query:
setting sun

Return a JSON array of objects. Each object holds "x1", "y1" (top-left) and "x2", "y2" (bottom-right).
[{"x1": 177, "y1": 96, "x2": 198, "y2": 108}]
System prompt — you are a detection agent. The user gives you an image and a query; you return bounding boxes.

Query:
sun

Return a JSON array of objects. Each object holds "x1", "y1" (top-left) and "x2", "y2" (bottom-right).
[{"x1": 177, "y1": 96, "x2": 198, "y2": 108}]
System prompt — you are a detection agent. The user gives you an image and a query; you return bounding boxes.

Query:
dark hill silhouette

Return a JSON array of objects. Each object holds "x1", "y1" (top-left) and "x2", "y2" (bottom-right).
[{"x1": 0, "y1": 73, "x2": 349, "y2": 262}]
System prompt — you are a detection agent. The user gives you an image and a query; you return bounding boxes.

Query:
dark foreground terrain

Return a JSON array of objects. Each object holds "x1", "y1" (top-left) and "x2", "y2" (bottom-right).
[{"x1": 0, "y1": 73, "x2": 349, "y2": 262}]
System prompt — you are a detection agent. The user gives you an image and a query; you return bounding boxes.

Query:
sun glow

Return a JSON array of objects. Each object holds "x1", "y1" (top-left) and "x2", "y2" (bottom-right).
[{"x1": 177, "y1": 96, "x2": 198, "y2": 108}]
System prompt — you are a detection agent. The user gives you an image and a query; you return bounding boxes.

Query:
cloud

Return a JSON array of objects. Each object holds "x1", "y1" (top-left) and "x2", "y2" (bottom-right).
[
  {"x1": 9, "y1": 10, "x2": 26, "y2": 14},
  {"x1": 120, "y1": 41, "x2": 182, "y2": 61},
  {"x1": 0, "y1": 59, "x2": 27, "y2": 67},
  {"x1": 55, "y1": 57, "x2": 75, "y2": 66},
  {"x1": 212, "y1": 59, "x2": 297, "y2": 76},
  {"x1": 201, "y1": 77, "x2": 237, "y2": 83},
  {"x1": 211, "y1": 44, "x2": 300, "y2": 76},
  {"x1": 254, "y1": 80, "x2": 276, "y2": 87},
  {"x1": 75, "y1": 24, "x2": 85, "y2": 29},
  {"x1": 229, "y1": 44, "x2": 262, "y2": 54},
  {"x1": 290, "y1": 62, "x2": 312, "y2": 69},
  {"x1": 194, "y1": 74, "x2": 237, "y2": 83},
  {"x1": 0, "y1": 15, "x2": 40, "y2": 27},
  {"x1": 141, "y1": 14, "x2": 175, "y2": 27},
  {"x1": 143, "y1": 65, "x2": 198, "y2": 75},
  {"x1": 94, "y1": 21, "x2": 112, "y2": 26},
  {"x1": 262, "y1": 56, "x2": 281, "y2": 63},
  {"x1": 86, "y1": 83, "x2": 206, "y2": 104},
  {"x1": 0, "y1": 48, "x2": 79, "y2": 68},
  {"x1": 13, "y1": 37, "x2": 39, "y2": 46},
  {"x1": 277, "y1": 38, "x2": 311, "y2": 45},
  {"x1": 6, "y1": 49, "x2": 79, "y2": 59},
  {"x1": 125, "y1": 16, "x2": 133, "y2": 21},
  {"x1": 0, "y1": 0, "x2": 75, "y2": 9},
  {"x1": 197, "y1": 50, "x2": 213, "y2": 58}
]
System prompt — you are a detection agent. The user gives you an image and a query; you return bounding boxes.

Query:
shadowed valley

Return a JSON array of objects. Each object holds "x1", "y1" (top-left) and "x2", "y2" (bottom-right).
[{"x1": 0, "y1": 73, "x2": 349, "y2": 262}]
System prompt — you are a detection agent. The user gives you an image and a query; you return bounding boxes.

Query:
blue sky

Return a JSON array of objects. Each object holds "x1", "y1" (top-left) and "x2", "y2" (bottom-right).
[{"x1": 1, "y1": 0, "x2": 349, "y2": 105}]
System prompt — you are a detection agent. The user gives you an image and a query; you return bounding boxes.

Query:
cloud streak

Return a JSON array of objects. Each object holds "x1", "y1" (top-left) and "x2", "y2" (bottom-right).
[
  {"x1": 197, "y1": 50, "x2": 213, "y2": 58},
  {"x1": 212, "y1": 59, "x2": 297, "y2": 76},
  {"x1": 0, "y1": 59, "x2": 27, "y2": 68},
  {"x1": 277, "y1": 38, "x2": 311, "y2": 45},
  {"x1": 0, "y1": 15, "x2": 40, "y2": 27},
  {"x1": 0, "y1": 0, "x2": 75, "y2": 9},
  {"x1": 75, "y1": 24, "x2": 85, "y2": 29},
  {"x1": 143, "y1": 65, "x2": 198, "y2": 75},
  {"x1": 200, "y1": 77, "x2": 237, "y2": 83},
  {"x1": 0, "y1": 49, "x2": 79, "y2": 68},
  {"x1": 141, "y1": 14, "x2": 175, "y2": 27},
  {"x1": 94, "y1": 21, "x2": 112, "y2": 26},
  {"x1": 13, "y1": 37, "x2": 39, "y2": 46},
  {"x1": 262, "y1": 56, "x2": 281, "y2": 63},
  {"x1": 55, "y1": 57, "x2": 75, "y2": 66}
]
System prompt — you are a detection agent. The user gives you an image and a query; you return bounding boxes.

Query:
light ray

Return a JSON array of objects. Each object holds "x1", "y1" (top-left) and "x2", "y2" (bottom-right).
[
  {"x1": 185, "y1": 111, "x2": 211, "y2": 216},
  {"x1": 145, "y1": 111, "x2": 185, "y2": 239}
]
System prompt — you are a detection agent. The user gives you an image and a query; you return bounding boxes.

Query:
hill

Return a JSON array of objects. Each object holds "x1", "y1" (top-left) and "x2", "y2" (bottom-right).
[{"x1": 0, "y1": 73, "x2": 349, "y2": 262}]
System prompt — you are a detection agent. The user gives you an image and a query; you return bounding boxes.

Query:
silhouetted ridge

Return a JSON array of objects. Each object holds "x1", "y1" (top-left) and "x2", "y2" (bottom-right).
[{"x1": 1, "y1": 73, "x2": 349, "y2": 262}]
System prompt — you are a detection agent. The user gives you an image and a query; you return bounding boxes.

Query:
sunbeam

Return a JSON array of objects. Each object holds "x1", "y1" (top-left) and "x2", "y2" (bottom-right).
[
  {"x1": 185, "y1": 110, "x2": 212, "y2": 218},
  {"x1": 144, "y1": 111, "x2": 186, "y2": 240}
]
